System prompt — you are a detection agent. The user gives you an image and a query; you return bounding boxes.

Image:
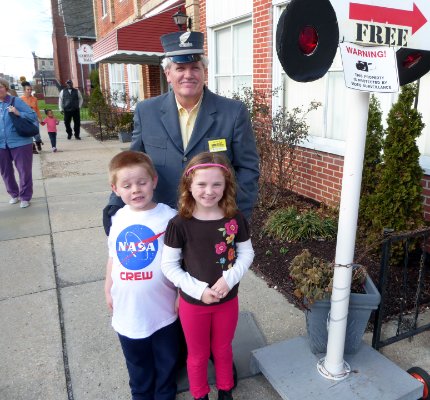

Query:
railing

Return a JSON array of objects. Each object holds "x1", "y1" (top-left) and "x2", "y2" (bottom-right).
[{"x1": 372, "y1": 228, "x2": 430, "y2": 349}]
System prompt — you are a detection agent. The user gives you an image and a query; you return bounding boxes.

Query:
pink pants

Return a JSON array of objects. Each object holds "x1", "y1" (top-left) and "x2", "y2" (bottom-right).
[{"x1": 179, "y1": 296, "x2": 239, "y2": 399}]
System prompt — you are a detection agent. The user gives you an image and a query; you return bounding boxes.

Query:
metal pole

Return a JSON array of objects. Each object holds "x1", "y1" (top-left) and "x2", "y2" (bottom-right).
[{"x1": 317, "y1": 89, "x2": 370, "y2": 379}]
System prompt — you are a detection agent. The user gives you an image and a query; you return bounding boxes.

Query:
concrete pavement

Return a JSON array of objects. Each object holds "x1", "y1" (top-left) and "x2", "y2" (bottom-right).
[{"x1": 0, "y1": 123, "x2": 429, "y2": 400}]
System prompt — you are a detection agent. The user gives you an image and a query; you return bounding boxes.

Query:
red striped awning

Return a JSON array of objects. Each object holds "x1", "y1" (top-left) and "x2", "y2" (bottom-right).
[{"x1": 93, "y1": 6, "x2": 182, "y2": 65}]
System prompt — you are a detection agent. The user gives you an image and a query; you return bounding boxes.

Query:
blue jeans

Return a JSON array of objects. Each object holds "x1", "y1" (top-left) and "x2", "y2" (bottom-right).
[
  {"x1": 118, "y1": 319, "x2": 179, "y2": 400},
  {"x1": 48, "y1": 132, "x2": 57, "y2": 148}
]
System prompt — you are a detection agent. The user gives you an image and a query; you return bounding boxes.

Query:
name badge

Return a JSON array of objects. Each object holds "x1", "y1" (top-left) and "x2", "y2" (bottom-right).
[{"x1": 208, "y1": 139, "x2": 227, "y2": 152}]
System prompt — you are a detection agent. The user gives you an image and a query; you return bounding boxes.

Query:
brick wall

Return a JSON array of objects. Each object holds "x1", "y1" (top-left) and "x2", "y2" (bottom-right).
[{"x1": 51, "y1": 0, "x2": 70, "y2": 85}]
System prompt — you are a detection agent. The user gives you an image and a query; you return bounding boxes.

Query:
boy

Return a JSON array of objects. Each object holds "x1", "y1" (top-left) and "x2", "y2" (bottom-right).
[{"x1": 105, "y1": 150, "x2": 179, "y2": 400}]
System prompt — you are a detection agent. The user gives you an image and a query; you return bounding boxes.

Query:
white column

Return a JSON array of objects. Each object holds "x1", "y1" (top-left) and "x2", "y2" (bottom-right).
[{"x1": 322, "y1": 89, "x2": 370, "y2": 377}]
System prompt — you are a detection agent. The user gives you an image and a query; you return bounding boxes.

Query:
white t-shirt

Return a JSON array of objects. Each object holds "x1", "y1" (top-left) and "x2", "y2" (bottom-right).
[{"x1": 108, "y1": 203, "x2": 177, "y2": 339}]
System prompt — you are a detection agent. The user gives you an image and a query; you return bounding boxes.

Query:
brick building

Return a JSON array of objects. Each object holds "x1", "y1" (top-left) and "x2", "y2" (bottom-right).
[
  {"x1": 92, "y1": 0, "x2": 430, "y2": 218},
  {"x1": 51, "y1": 0, "x2": 96, "y2": 95}
]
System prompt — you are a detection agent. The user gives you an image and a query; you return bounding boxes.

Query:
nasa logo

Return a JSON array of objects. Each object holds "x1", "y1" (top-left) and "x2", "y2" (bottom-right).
[{"x1": 116, "y1": 224, "x2": 159, "y2": 270}]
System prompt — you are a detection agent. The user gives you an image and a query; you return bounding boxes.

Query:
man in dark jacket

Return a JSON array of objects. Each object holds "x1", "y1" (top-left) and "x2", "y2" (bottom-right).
[
  {"x1": 59, "y1": 79, "x2": 83, "y2": 140},
  {"x1": 103, "y1": 31, "x2": 259, "y2": 234}
]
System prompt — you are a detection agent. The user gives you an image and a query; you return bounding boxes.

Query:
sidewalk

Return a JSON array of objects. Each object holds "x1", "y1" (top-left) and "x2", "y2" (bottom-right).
[{"x1": 0, "y1": 123, "x2": 429, "y2": 400}]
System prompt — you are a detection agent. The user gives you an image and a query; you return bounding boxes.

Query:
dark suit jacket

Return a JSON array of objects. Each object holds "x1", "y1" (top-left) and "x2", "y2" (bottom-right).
[{"x1": 111, "y1": 87, "x2": 259, "y2": 218}]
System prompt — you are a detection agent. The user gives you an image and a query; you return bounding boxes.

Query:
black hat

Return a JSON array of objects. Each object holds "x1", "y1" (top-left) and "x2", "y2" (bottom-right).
[
  {"x1": 160, "y1": 31, "x2": 204, "y2": 63},
  {"x1": 66, "y1": 79, "x2": 72, "y2": 84}
]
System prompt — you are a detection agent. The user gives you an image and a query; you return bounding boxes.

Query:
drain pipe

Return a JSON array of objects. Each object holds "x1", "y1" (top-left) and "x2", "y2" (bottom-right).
[{"x1": 317, "y1": 89, "x2": 370, "y2": 379}]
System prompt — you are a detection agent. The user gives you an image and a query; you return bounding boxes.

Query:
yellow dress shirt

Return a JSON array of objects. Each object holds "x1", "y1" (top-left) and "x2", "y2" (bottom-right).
[{"x1": 176, "y1": 94, "x2": 203, "y2": 150}]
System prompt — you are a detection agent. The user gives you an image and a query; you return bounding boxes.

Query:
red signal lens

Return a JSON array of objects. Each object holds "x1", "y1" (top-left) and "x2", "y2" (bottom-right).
[
  {"x1": 298, "y1": 26, "x2": 318, "y2": 56},
  {"x1": 403, "y1": 52, "x2": 422, "y2": 69}
]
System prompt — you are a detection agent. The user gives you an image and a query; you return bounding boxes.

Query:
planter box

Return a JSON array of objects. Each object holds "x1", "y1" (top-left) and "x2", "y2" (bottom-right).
[
  {"x1": 118, "y1": 131, "x2": 132, "y2": 143},
  {"x1": 305, "y1": 273, "x2": 381, "y2": 354}
]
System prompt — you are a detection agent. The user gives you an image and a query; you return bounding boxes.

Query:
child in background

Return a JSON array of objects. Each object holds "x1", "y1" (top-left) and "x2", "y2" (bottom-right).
[
  {"x1": 105, "y1": 150, "x2": 179, "y2": 400},
  {"x1": 41, "y1": 109, "x2": 60, "y2": 152},
  {"x1": 161, "y1": 152, "x2": 255, "y2": 400}
]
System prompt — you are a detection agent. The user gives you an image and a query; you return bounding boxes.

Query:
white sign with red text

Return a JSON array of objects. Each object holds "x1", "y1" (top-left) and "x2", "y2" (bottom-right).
[
  {"x1": 339, "y1": 42, "x2": 399, "y2": 92},
  {"x1": 77, "y1": 44, "x2": 94, "y2": 64},
  {"x1": 330, "y1": 0, "x2": 430, "y2": 50}
]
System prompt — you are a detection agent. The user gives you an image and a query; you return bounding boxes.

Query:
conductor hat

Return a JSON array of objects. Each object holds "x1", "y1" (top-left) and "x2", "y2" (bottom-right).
[{"x1": 160, "y1": 31, "x2": 204, "y2": 63}]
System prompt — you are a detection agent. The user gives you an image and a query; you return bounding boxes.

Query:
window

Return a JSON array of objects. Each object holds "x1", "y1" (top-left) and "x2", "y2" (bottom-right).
[
  {"x1": 213, "y1": 20, "x2": 252, "y2": 96},
  {"x1": 101, "y1": 0, "x2": 107, "y2": 17},
  {"x1": 127, "y1": 64, "x2": 141, "y2": 107},
  {"x1": 108, "y1": 64, "x2": 126, "y2": 106}
]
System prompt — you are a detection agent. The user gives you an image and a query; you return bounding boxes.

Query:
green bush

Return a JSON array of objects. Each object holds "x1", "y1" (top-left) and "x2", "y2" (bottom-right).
[
  {"x1": 263, "y1": 206, "x2": 337, "y2": 241},
  {"x1": 359, "y1": 94, "x2": 384, "y2": 230},
  {"x1": 365, "y1": 84, "x2": 425, "y2": 249}
]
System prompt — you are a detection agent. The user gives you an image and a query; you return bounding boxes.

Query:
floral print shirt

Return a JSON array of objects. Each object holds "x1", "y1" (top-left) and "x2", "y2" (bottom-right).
[{"x1": 164, "y1": 212, "x2": 250, "y2": 305}]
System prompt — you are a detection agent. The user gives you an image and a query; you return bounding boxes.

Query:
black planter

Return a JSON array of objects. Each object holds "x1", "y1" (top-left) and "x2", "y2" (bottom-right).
[{"x1": 305, "y1": 273, "x2": 381, "y2": 354}]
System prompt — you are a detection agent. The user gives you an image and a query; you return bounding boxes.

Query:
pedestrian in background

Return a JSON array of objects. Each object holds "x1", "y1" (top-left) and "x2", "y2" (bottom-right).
[
  {"x1": 21, "y1": 81, "x2": 43, "y2": 154},
  {"x1": 0, "y1": 77, "x2": 38, "y2": 208},
  {"x1": 58, "y1": 79, "x2": 83, "y2": 140},
  {"x1": 41, "y1": 109, "x2": 60, "y2": 152},
  {"x1": 161, "y1": 152, "x2": 255, "y2": 400},
  {"x1": 105, "y1": 150, "x2": 179, "y2": 400}
]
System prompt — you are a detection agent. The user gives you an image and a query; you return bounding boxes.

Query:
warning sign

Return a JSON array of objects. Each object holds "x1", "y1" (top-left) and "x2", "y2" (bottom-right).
[{"x1": 339, "y1": 42, "x2": 399, "y2": 93}]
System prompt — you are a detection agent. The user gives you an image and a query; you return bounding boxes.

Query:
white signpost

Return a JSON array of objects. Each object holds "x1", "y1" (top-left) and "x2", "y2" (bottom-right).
[
  {"x1": 321, "y1": 0, "x2": 427, "y2": 381},
  {"x1": 330, "y1": 0, "x2": 430, "y2": 50}
]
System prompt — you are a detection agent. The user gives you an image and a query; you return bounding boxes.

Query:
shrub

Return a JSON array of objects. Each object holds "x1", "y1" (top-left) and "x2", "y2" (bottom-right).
[
  {"x1": 289, "y1": 249, "x2": 367, "y2": 305},
  {"x1": 232, "y1": 87, "x2": 320, "y2": 207},
  {"x1": 359, "y1": 94, "x2": 384, "y2": 231},
  {"x1": 365, "y1": 84, "x2": 425, "y2": 249},
  {"x1": 263, "y1": 206, "x2": 337, "y2": 241}
]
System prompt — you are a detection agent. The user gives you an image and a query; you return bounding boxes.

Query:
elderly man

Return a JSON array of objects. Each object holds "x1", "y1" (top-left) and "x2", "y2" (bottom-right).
[
  {"x1": 58, "y1": 79, "x2": 83, "y2": 140},
  {"x1": 103, "y1": 31, "x2": 259, "y2": 231}
]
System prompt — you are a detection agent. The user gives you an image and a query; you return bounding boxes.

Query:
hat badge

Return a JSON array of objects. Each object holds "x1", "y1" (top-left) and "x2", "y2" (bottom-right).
[{"x1": 179, "y1": 32, "x2": 193, "y2": 48}]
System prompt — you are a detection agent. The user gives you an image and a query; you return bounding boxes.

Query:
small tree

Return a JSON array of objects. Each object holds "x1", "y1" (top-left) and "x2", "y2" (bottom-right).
[
  {"x1": 359, "y1": 94, "x2": 384, "y2": 230},
  {"x1": 365, "y1": 84, "x2": 425, "y2": 246},
  {"x1": 232, "y1": 87, "x2": 319, "y2": 207}
]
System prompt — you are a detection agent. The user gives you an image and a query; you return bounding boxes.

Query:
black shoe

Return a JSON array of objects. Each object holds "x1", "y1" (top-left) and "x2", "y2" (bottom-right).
[
  {"x1": 67, "y1": 135, "x2": 72, "y2": 140},
  {"x1": 36, "y1": 141, "x2": 42, "y2": 151},
  {"x1": 75, "y1": 137, "x2": 81, "y2": 140},
  {"x1": 194, "y1": 396, "x2": 209, "y2": 400},
  {"x1": 218, "y1": 389, "x2": 233, "y2": 400},
  {"x1": 32, "y1": 143, "x2": 38, "y2": 154}
]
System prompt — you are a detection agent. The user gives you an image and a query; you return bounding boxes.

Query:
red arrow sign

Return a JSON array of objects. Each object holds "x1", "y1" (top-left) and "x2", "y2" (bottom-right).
[{"x1": 349, "y1": 2, "x2": 427, "y2": 34}]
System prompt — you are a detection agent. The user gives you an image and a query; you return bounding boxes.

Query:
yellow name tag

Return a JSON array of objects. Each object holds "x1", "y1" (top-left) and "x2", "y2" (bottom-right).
[{"x1": 208, "y1": 139, "x2": 227, "y2": 152}]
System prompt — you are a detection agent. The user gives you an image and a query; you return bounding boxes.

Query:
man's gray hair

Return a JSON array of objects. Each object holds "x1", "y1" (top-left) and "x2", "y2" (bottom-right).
[{"x1": 161, "y1": 55, "x2": 209, "y2": 71}]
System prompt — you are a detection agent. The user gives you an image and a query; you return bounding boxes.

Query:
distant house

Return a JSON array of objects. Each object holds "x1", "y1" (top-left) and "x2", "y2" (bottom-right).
[{"x1": 50, "y1": 0, "x2": 96, "y2": 95}]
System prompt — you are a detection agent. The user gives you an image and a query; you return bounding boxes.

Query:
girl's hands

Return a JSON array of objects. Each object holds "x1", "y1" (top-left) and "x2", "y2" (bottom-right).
[
  {"x1": 211, "y1": 277, "x2": 230, "y2": 299},
  {"x1": 200, "y1": 287, "x2": 222, "y2": 304}
]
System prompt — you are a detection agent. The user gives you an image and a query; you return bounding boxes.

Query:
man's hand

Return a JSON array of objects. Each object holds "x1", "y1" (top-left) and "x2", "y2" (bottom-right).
[{"x1": 103, "y1": 204, "x2": 121, "y2": 236}]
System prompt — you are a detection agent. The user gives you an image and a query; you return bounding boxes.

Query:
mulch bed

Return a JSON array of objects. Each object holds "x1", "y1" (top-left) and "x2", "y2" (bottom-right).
[{"x1": 249, "y1": 193, "x2": 430, "y2": 321}]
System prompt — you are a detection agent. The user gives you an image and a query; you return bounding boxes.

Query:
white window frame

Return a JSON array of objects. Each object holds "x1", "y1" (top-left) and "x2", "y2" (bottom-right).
[
  {"x1": 127, "y1": 64, "x2": 141, "y2": 109},
  {"x1": 108, "y1": 64, "x2": 126, "y2": 107},
  {"x1": 101, "y1": 0, "x2": 107, "y2": 18},
  {"x1": 208, "y1": 17, "x2": 253, "y2": 96}
]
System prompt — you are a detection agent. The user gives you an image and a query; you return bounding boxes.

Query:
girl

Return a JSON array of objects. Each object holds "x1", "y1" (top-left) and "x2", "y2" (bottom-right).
[
  {"x1": 161, "y1": 152, "x2": 255, "y2": 400},
  {"x1": 20, "y1": 81, "x2": 43, "y2": 153},
  {"x1": 41, "y1": 109, "x2": 60, "y2": 152}
]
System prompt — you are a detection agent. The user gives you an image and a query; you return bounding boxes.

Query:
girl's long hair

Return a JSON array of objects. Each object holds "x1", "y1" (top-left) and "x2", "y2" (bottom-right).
[{"x1": 178, "y1": 152, "x2": 237, "y2": 219}]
